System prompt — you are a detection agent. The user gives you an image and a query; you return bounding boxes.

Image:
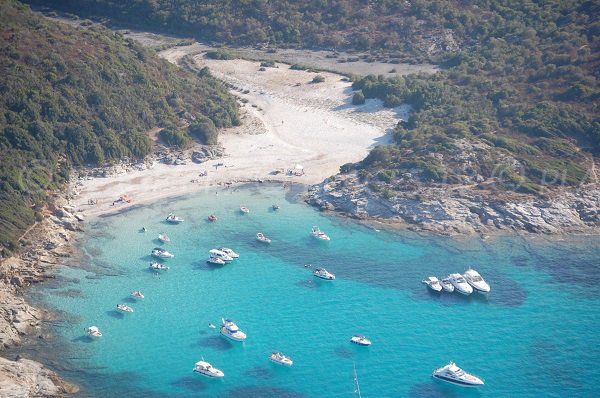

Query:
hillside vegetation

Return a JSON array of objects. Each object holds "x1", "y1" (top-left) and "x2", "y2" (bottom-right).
[{"x1": 0, "y1": 0, "x2": 239, "y2": 253}]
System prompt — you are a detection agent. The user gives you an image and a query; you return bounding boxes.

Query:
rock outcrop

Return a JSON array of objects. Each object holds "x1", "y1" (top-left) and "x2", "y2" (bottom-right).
[{"x1": 0, "y1": 356, "x2": 78, "y2": 397}]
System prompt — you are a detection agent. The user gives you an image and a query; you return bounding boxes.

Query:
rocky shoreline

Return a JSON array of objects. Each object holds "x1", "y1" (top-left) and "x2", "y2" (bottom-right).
[{"x1": 307, "y1": 173, "x2": 600, "y2": 235}]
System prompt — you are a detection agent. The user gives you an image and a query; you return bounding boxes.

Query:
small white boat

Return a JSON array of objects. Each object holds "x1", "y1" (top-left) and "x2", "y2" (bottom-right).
[
  {"x1": 207, "y1": 214, "x2": 217, "y2": 222},
  {"x1": 151, "y1": 247, "x2": 174, "y2": 259},
  {"x1": 311, "y1": 226, "x2": 330, "y2": 241},
  {"x1": 217, "y1": 247, "x2": 239, "y2": 258},
  {"x1": 130, "y1": 290, "x2": 144, "y2": 299},
  {"x1": 220, "y1": 318, "x2": 247, "y2": 341},
  {"x1": 269, "y1": 352, "x2": 293, "y2": 366},
  {"x1": 272, "y1": 204, "x2": 280, "y2": 210},
  {"x1": 208, "y1": 323, "x2": 216, "y2": 329},
  {"x1": 422, "y1": 276, "x2": 443, "y2": 292},
  {"x1": 193, "y1": 360, "x2": 224, "y2": 378},
  {"x1": 313, "y1": 268, "x2": 335, "y2": 280},
  {"x1": 440, "y1": 277, "x2": 455, "y2": 292},
  {"x1": 463, "y1": 268, "x2": 491, "y2": 293},
  {"x1": 207, "y1": 255, "x2": 226, "y2": 265},
  {"x1": 158, "y1": 233, "x2": 170, "y2": 243},
  {"x1": 166, "y1": 213, "x2": 184, "y2": 223},
  {"x1": 240, "y1": 206, "x2": 250, "y2": 214},
  {"x1": 209, "y1": 249, "x2": 234, "y2": 262},
  {"x1": 350, "y1": 335, "x2": 372, "y2": 346},
  {"x1": 116, "y1": 304, "x2": 134, "y2": 313},
  {"x1": 85, "y1": 326, "x2": 102, "y2": 338},
  {"x1": 448, "y1": 273, "x2": 473, "y2": 295},
  {"x1": 256, "y1": 233, "x2": 271, "y2": 244},
  {"x1": 149, "y1": 262, "x2": 169, "y2": 271},
  {"x1": 432, "y1": 361, "x2": 484, "y2": 387}
]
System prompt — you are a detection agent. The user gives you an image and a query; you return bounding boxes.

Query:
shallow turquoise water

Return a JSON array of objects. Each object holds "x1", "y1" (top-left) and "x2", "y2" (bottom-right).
[{"x1": 29, "y1": 184, "x2": 600, "y2": 397}]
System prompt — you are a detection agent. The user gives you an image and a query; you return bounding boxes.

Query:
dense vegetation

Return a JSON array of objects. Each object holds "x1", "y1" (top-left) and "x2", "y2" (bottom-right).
[{"x1": 0, "y1": 0, "x2": 239, "y2": 253}]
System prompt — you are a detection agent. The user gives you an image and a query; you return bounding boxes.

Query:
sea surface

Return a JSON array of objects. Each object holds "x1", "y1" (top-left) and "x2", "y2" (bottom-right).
[{"x1": 25, "y1": 184, "x2": 600, "y2": 397}]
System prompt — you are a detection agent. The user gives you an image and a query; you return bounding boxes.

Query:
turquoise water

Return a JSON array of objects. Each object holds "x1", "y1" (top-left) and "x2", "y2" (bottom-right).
[{"x1": 28, "y1": 184, "x2": 600, "y2": 397}]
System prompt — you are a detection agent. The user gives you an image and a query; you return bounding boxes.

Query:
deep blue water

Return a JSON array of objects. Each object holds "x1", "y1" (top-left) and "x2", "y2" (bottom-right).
[{"x1": 27, "y1": 184, "x2": 600, "y2": 397}]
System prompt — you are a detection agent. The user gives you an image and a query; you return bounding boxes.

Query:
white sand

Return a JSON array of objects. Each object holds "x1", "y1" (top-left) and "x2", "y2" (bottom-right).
[{"x1": 72, "y1": 50, "x2": 409, "y2": 218}]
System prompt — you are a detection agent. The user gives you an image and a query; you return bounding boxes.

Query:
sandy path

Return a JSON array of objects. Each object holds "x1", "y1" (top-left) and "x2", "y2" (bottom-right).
[{"x1": 72, "y1": 48, "x2": 408, "y2": 218}]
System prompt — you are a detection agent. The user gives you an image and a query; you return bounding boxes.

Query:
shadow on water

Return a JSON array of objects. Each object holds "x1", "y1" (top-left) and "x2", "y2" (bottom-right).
[
  {"x1": 71, "y1": 335, "x2": 96, "y2": 344},
  {"x1": 245, "y1": 366, "x2": 273, "y2": 380},
  {"x1": 195, "y1": 335, "x2": 233, "y2": 351},
  {"x1": 334, "y1": 346, "x2": 354, "y2": 359},
  {"x1": 294, "y1": 279, "x2": 320, "y2": 289},
  {"x1": 409, "y1": 381, "x2": 482, "y2": 398},
  {"x1": 105, "y1": 310, "x2": 124, "y2": 319},
  {"x1": 170, "y1": 376, "x2": 208, "y2": 392},
  {"x1": 218, "y1": 386, "x2": 308, "y2": 398}
]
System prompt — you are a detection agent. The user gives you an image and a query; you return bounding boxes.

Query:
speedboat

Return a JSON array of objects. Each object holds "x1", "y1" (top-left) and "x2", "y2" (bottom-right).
[
  {"x1": 158, "y1": 233, "x2": 170, "y2": 243},
  {"x1": 209, "y1": 249, "x2": 234, "y2": 262},
  {"x1": 448, "y1": 273, "x2": 473, "y2": 295},
  {"x1": 350, "y1": 335, "x2": 372, "y2": 346},
  {"x1": 269, "y1": 352, "x2": 293, "y2": 366},
  {"x1": 240, "y1": 206, "x2": 250, "y2": 214},
  {"x1": 313, "y1": 268, "x2": 335, "y2": 280},
  {"x1": 165, "y1": 213, "x2": 184, "y2": 223},
  {"x1": 217, "y1": 247, "x2": 239, "y2": 258},
  {"x1": 220, "y1": 318, "x2": 247, "y2": 341},
  {"x1": 432, "y1": 362, "x2": 484, "y2": 387},
  {"x1": 151, "y1": 247, "x2": 174, "y2": 259},
  {"x1": 207, "y1": 214, "x2": 217, "y2": 222},
  {"x1": 85, "y1": 326, "x2": 102, "y2": 338},
  {"x1": 207, "y1": 255, "x2": 226, "y2": 265},
  {"x1": 256, "y1": 233, "x2": 271, "y2": 244},
  {"x1": 311, "y1": 226, "x2": 330, "y2": 241},
  {"x1": 463, "y1": 268, "x2": 491, "y2": 293},
  {"x1": 272, "y1": 204, "x2": 280, "y2": 210},
  {"x1": 130, "y1": 290, "x2": 144, "y2": 299},
  {"x1": 149, "y1": 262, "x2": 169, "y2": 271},
  {"x1": 193, "y1": 360, "x2": 224, "y2": 378},
  {"x1": 440, "y1": 277, "x2": 454, "y2": 292},
  {"x1": 422, "y1": 276, "x2": 443, "y2": 292},
  {"x1": 116, "y1": 304, "x2": 134, "y2": 313}
]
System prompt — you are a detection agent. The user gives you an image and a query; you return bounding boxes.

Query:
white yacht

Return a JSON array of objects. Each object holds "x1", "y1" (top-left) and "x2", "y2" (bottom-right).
[
  {"x1": 85, "y1": 326, "x2": 102, "y2": 338},
  {"x1": 432, "y1": 362, "x2": 484, "y2": 387},
  {"x1": 256, "y1": 232, "x2": 272, "y2": 244},
  {"x1": 311, "y1": 226, "x2": 330, "y2": 241},
  {"x1": 448, "y1": 273, "x2": 473, "y2": 295},
  {"x1": 220, "y1": 318, "x2": 247, "y2": 341},
  {"x1": 313, "y1": 268, "x2": 335, "y2": 280},
  {"x1": 269, "y1": 352, "x2": 293, "y2": 366},
  {"x1": 207, "y1": 256, "x2": 226, "y2": 265},
  {"x1": 116, "y1": 304, "x2": 134, "y2": 313},
  {"x1": 217, "y1": 247, "x2": 239, "y2": 258},
  {"x1": 463, "y1": 268, "x2": 491, "y2": 293},
  {"x1": 149, "y1": 262, "x2": 169, "y2": 271},
  {"x1": 440, "y1": 277, "x2": 454, "y2": 292},
  {"x1": 165, "y1": 213, "x2": 184, "y2": 223},
  {"x1": 192, "y1": 360, "x2": 224, "y2": 378},
  {"x1": 240, "y1": 206, "x2": 250, "y2": 214},
  {"x1": 130, "y1": 290, "x2": 144, "y2": 299},
  {"x1": 350, "y1": 335, "x2": 372, "y2": 346},
  {"x1": 209, "y1": 249, "x2": 234, "y2": 262},
  {"x1": 151, "y1": 247, "x2": 174, "y2": 259},
  {"x1": 422, "y1": 276, "x2": 443, "y2": 292},
  {"x1": 158, "y1": 233, "x2": 170, "y2": 243}
]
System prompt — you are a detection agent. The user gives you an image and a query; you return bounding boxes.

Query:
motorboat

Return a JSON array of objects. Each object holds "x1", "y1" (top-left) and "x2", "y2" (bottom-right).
[
  {"x1": 207, "y1": 214, "x2": 217, "y2": 222},
  {"x1": 272, "y1": 204, "x2": 280, "y2": 210},
  {"x1": 158, "y1": 233, "x2": 170, "y2": 243},
  {"x1": 448, "y1": 273, "x2": 473, "y2": 295},
  {"x1": 422, "y1": 276, "x2": 443, "y2": 292},
  {"x1": 130, "y1": 290, "x2": 144, "y2": 299},
  {"x1": 209, "y1": 249, "x2": 234, "y2": 262},
  {"x1": 207, "y1": 256, "x2": 226, "y2": 265},
  {"x1": 269, "y1": 352, "x2": 293, "y2": 366},
  {"x1": 350, "y1": 335, "x2": 372, "y2": 346},
  {"x1": 432, "y1": 361, "x2": 484, "y2": 387},
  {"x1": 240, "y1": 206, "x2": 250, "y2": 214},
  {"x1": 220, "y1": 318, "x2": 247, "y2": 341},
  {"x1": 85, "y1": 326, "x2": 102, "y2": 338},
  {"x1": 463, "y1": 268, "x2": 491, "y2": 293},
  {"x1": 165, "y1": 213, "x2": 184, "y2": 223},
  {"x1": 149, "y1": 262, "x2": 169, "y2": 271},
  {"x1": 440, "y1": 277, "x2": 454, "y2": 292},
  {"x1": 192, "y1": 360, "x2": 224, "y2": 378},
  {"x1": 256, "y1": 233, "x2": 271, "y2": 244},
  {"x1": 151, "y1": 247, "x2": 174, "y2": 259},
  {"x1": 116, "y1": 304, "x2": 134, "y2": 313},
  {"x1": 311, "y1": 226, "x2": 330, "y2": 241},
  {"x1": 313, "y1": 268, "x2": 335, "y2": 280},
  {"x1": 217, "y1": 247, "x2": 239, "y2": 258}
]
